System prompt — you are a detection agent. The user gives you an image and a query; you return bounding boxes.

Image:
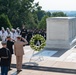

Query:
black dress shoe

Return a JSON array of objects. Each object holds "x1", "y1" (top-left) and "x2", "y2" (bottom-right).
[
  {"x1": 17, "y1": 70, "x2": 22, "y2": 72},
  {"x1": 9, "y1": 68, "x2": 12, "y2": 71}
]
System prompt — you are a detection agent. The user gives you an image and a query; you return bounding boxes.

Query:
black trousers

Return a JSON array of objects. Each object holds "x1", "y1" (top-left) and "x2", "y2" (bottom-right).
[{"x1": 8, "y1": 55, "x2": 12, "y2": 69}]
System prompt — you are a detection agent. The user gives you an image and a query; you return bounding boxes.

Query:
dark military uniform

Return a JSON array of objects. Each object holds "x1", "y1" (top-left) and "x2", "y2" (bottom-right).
[
  {"x1": 20, "y1": 28, "x2": 27, "y2": 38},
  {"x1": 7, "y1": 40, "x2": 14, "y2": 70}
]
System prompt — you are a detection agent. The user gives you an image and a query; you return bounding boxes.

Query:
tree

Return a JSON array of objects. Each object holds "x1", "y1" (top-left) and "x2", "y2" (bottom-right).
[
  {"x1": 38, "y1": 15, "x2": 49, "y2": 29},
  {"x1": 52, "y1": 12, "x2": 67, "y2": 17},
  {"x1": 46, "y1": 11, "x2": 51, "y2": 17},
  {"x1": 0, "y1": 14, "x2": 12, "y2": 30},
  {"x1": 1, "y1": 0, "x2": 67, "y2": 30},
  {"x1": 0, "y1": 0, "x2": 39, "y2": 28}
]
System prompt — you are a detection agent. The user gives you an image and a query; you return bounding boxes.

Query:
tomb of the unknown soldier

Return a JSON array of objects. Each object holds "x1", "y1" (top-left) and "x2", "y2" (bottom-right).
[
  {"x1": 1, "y1": 17, "x2": 76, "y2": 75},
  {"x1": 46, "y1": 17, "x2": 76, "y2": 49}
]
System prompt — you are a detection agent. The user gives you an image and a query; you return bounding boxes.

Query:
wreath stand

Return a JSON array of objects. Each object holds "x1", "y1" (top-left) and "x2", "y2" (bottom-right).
[
  {"x1": 29, "y1": 49, "x2": 44, "y2": 62},
  {"x1": 29, "y1": 34, "x2": 45, "y2": 62},
  {"x1": 24, "y1": 50, "x2": 43, "y2": 66}
]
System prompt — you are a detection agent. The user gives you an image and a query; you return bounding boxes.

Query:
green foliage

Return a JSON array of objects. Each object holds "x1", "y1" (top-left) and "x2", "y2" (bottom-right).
[
  {"x1": 0, "y1": 14, "x2": 12, "y2": 30},
  {"x1": 25, "y1": 12, "x2": 37, "y2": 29},
  {"x1": 46, "y1": 11, "x2": 51, "y2": 16},
  {"x1": 0, "y1": 0, "x2": 37, "y2": 28},
  {"x1": 37, "y1": 10, "x2": 46, "y2": 21},
  {"x1": 0, "y1": 0, "x2": 67, "y2": 29},
  {"x1": 52, "y1": 12, "x2": 67, "y2": 17},
  {"x1": 38, "y1": 15, "x2": 49, "y2": 29},
  {"x1": 38, "y1": 11, "x2": 67, "y2": 29}
]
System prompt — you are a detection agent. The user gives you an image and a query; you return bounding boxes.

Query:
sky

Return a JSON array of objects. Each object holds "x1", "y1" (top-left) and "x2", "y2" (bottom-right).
[{"x1": 34, "y1": 0, "x2": 76, "y2": 11}]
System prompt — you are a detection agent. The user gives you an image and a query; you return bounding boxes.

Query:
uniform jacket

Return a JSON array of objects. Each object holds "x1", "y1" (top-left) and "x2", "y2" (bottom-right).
[
  {"x1": 0, "y1": 47, "x2": 10, "y2": 66},
  {"x1": 14, "y1": 41, "x2": 26, "y2": 56},
  {"x1": 7, "y1": 40, "x2": 14, "y2": 54}
]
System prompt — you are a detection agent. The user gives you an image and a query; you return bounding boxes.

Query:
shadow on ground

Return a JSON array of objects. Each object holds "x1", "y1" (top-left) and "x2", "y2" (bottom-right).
[
  {"x1": 11, "y1": 64, "x2": 76, "y2": 74},
  {"x1": 51, "y1": 49, "x2": 68, "y2": 57},
  {"x1": 32, "y1": 48, "x2": 68, "y2": 58}
]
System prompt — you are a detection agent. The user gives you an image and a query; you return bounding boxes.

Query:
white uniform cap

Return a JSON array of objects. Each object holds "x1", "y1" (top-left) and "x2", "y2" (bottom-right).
[
  {"x1": 1, "y1": 41, "x2": 7, "y2": 45},
  {"x1": 16, "y1": 35, "x2": 21, "y2": 38},
  {"x1": 11, "y1": 28, "x2": 15, "y2": 31},
  {"x1": 2, "y1": 27, "x2": 5, "y2": 30}
]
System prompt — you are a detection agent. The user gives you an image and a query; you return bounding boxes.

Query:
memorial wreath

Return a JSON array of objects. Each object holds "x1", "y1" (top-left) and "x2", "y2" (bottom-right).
[{"x1": 30, "y1": 34, "x2": 46, "y2": 51}]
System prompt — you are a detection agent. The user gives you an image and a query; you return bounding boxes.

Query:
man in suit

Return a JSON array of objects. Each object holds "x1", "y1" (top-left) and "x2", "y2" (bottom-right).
[
  {"x1": 14, "y1": 35, "x2": 28, "y2": 72},
  {"x1": 6, "y1": 36, "x2": 14, "y2": 70}
]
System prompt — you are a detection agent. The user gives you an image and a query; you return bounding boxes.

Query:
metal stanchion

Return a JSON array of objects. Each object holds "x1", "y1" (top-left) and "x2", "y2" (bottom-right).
[{"x1": 29, "y1": 50, "x2": 35, "y2": 62}]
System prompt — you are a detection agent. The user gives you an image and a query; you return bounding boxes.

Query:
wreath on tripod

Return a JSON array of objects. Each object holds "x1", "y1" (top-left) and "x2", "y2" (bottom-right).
[{"x1": 30, "y1": 34, "x2": 46, "y2": 51}]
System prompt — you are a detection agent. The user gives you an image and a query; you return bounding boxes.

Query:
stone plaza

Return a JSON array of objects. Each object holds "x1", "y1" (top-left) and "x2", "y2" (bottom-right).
[{"x1": 0, "y1": 45, "x2": 76, "y2": 75}]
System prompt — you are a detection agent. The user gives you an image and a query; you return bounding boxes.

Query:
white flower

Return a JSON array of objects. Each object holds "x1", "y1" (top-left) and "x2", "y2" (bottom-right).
[{"x1": 30, "y1": 34, "x2": 46, "y2": 51}]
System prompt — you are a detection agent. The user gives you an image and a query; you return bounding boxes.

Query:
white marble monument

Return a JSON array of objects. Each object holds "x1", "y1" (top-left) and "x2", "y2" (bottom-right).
[{"x1": 46, "y1": 17, "x2": 76, "y2": 49}]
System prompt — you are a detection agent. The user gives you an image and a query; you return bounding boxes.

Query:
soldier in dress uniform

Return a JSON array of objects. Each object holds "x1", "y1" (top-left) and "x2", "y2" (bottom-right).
[
  {"x1": 27, "y1": 29, "x2": 32, "y2": 45},
  {"x1": 20, "y1": 26, "x2": 27, "y2": 38},
  {"x1": 16, "y1": 27, "x2": 21, "y2": 35},
  {"x1": 6, "y1": 28, "x2": 12, "y2": 38},
  {"x1": 11, "y1": 28, "x2": 17, "y2": 41},
  {"x1": 14, "y1": 35, "x2": 28, "y2": 73},
  {"x1": 0, "y1": 29, "x2": 2, "y2": 40},
  {"x1": 6, "y1": 36, "x2": 14, "y2": 70},
  {"x1": 0, "y1": 41, "x2": 11, "y2": 75},
  {"x1": 0, "y1": 27, "x2": 7, "y2": 41}
]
